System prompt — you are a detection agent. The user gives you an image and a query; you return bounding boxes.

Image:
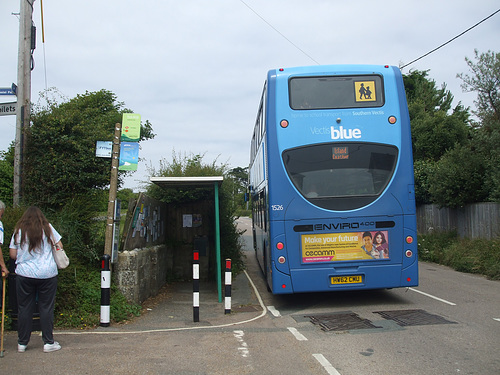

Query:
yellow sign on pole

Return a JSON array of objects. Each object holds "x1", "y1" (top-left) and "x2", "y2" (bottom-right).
[{"x1": 121, "y1": 113, "x2": 141, "y2": 142}]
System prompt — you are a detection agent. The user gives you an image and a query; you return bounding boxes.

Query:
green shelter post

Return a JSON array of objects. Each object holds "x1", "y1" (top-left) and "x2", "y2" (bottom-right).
[{"x1": 214, "y1": 181, "x2": 222, "y2": 303}]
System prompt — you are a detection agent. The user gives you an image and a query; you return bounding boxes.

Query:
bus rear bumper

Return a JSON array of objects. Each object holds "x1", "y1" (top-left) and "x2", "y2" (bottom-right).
[{"x1": 275, "y1": 263, "x2": 418, "y2": 294}]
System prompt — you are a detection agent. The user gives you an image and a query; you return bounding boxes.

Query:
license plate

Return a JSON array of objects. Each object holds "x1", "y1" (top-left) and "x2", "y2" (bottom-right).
[{"x1": 331, "y1": 275, "x2": 362, "y2": 284}]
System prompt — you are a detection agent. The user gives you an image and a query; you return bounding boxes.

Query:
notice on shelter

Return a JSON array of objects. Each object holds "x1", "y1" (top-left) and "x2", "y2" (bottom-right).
[{"x1": 183, "y1": 214, "x2": 193, "y2": 227}]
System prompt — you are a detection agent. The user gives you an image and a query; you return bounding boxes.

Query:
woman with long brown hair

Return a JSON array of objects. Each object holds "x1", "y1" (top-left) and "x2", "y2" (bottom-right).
[{"x1": 9, "y1": 206, "x2": 63, "y2": 353}]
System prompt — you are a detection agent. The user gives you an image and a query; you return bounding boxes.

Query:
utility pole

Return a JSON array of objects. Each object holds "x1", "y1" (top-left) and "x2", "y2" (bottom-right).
[{"x1": 14, "y1": 0, "x2": 35, "y2": 206}]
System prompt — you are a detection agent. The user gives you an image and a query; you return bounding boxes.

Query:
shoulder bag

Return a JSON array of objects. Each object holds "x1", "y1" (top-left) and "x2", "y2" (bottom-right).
[{"x1": 51, "y1": 239, "x2": 70, "y2": 269}]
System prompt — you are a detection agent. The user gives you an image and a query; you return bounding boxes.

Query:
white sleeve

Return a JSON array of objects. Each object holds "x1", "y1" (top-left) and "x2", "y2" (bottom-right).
[{"x1": 50, "y1": 224, "x2": 62, "y2": 243}]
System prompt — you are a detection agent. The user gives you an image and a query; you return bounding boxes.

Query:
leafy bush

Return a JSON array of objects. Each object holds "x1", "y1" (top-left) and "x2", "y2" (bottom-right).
[
  {"x1": 0, "y1": 149, "x2": 14, "y2": 203},
  {"x1": 56, "y1": 267, "x2": 141, "y2": 329},
  {"x1": 418, "y1": 231, "x2": 500, "y2": 280},
  {"x1": 413, "y1": 159, "x2": 438, "y2": 205},
  {"x1": 418, "y1": 231, "x2": 458, "y2": 263},
  {"x1": 428, "y1": 145, "x2": 489, "y2": 208},
  {"x1": 46, "y1": 194, "x2": 107, "y2": 264}
]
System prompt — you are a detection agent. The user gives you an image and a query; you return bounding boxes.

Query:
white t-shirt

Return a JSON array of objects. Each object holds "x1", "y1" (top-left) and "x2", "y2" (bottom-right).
[{"x1": 10, "y1": 224, "x2": 62, "y2": 279}]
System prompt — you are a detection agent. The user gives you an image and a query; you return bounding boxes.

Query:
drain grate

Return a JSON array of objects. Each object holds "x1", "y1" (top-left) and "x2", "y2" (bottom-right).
[
  {"x1": 305, "y1": 312, "x2": 382, "y2": 332},
  {"x1": 374, "y1": 309, "x2": 457, "y2": 327}
]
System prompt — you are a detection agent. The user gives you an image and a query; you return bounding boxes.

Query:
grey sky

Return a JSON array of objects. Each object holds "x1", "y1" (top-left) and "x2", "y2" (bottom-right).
[{"x1": 1, "y1": 0, "x2": 498, "y2": 190}]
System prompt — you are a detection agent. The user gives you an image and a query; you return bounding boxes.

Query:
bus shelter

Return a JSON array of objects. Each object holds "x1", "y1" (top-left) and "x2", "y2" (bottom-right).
[{"x1": 150, "y1": 176, "x2": 224, "y2": 302}]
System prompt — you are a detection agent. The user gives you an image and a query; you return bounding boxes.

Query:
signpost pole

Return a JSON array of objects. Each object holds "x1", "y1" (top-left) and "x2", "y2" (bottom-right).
[{"x1": 104, "y1": 123, "x2": 121, "y2": 257}]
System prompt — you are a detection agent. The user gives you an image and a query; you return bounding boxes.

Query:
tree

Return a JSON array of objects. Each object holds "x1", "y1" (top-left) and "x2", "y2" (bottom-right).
[
  {"x1": 23, "y1": 89, "x2": 154, "y2": 208},
  {"x1": 458, "y1": 50, "x2": 500, "y2": 202},
  {"x1": 428, "y1": 144, "x2": 489, "y2": 207},
  {"x1": 227, "y1": 167, "x2": 248, "y2": 213},
  {"x1": 407, "y1": 51, "x2": 500, "y2": 207},
  {"x1": 413, "y1": 159, "x2": 438, "y2": 205},
  {"x1": 403, "y1": 70, "x2": 472, "y2": 205},
  {"x1": 0, "y1": 148, "x2": 14, "y2": 204},
  {"x1": 404, "y1": 70, "x2": 471, "y2": 162},
  {"x1": 458, "y1": 50, "x2": 500, "y2": 124}
]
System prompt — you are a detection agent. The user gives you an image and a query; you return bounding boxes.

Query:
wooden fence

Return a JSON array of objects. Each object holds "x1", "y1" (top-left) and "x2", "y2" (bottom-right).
[{"x1": 416, "y1": 203, "x2": 500, "y2": 240}]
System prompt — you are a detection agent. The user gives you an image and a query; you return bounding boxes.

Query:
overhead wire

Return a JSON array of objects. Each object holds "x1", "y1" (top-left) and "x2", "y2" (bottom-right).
[
  {"x1": 239, "y1": 0, "x2": 320, "y2": 65},
  {"x1": 401, "y1": 8, "x2": 500, "y2": 69},
  {"x1": 240, "y1": 1, "x2": 498, "y2": 70}
]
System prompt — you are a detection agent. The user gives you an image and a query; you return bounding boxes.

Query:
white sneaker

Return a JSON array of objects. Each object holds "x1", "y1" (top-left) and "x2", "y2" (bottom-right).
[
  {"x1": 18, "y1": 344, "x2": 27, "y2": 353},
  {"x1": 43, "y1": 341, "x2": 61, "y2": 353}
]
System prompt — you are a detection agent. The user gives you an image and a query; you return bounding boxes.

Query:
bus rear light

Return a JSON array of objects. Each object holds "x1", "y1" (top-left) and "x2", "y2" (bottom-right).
[
  {"x1": 278, "y1": 256, "x2": 286, "y2": 264},
  {"x1": 282, "y1": 284, "x2": 287, "y2": 288},
  {"x1": 388, "y1": 116, "x2": 397, "y2": 124},
  {"x1": 280, "y1": 119, "x2": 289, "y2": 128},
  {"x1": 405, "y1": 250, "x2": 413, "y2": 258},
  {"x1": 276, "y1": 242, "x2": 284, "y2": 250},
  {"x1": 406, "y1": 236, "x2": 414, "y2": 244},
  {"x1": 407, "y1": 277, "x2": 411, "y2": 282}
]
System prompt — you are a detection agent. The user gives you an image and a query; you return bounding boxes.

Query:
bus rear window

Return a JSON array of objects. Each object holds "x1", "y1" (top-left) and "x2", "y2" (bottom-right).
[
  {"x1": 289, "y1": 75, "x2": 384, "y2": 110},
  {"x1": 283, "y1": 142, "x2": 398, "y2": 210}
]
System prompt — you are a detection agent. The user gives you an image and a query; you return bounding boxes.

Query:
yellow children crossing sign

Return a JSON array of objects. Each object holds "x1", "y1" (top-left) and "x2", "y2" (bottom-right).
[{"x1": 355, "y1": 81, "x2": 376, "y2": 102}]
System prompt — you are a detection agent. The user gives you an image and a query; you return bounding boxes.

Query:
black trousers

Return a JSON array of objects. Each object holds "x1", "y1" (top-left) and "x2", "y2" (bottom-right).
[{"x1": 16, "y1": 275, "x2": 58, "y2": 345}]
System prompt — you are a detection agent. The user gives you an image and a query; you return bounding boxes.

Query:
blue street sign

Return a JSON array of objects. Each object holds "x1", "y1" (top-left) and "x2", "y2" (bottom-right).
[{"x1": 0, "y1": 87, "x2": 15, "y2": 96}]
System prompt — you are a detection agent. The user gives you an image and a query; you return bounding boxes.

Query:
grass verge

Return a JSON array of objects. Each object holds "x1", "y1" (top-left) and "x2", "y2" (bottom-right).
[{"x1": 418, "y1": 231, "x2": 500, "y2": 280}]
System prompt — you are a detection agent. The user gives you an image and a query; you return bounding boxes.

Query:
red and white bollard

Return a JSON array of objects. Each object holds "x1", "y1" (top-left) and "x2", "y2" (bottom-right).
[
  {"x1": 193, "y1": 250, "x2": 200, "y2": 322},
  {"x1": 100, "y1": 254, "x2": 111, "y2": 327},
  {"x1": 224, "y1": 259, "x2": 231, "y2": 314}
]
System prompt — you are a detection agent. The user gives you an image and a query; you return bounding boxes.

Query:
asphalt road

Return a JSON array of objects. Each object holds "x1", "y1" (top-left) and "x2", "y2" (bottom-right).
[{"x1": 0, "y1": 217, "x2": 498, "y2": 374}]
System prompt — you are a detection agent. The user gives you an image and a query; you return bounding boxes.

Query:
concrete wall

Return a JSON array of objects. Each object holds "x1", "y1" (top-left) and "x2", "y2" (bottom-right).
[{"x1": 114, "y1": 244, "x2": 172, "y2": 304}]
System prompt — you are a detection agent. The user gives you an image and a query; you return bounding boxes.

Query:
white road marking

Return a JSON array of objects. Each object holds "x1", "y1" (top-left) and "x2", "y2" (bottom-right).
[
  {"x1": 313, "y1": 354, "x2": 342, "y2": 375},
  {"x1": 408, "y1": 287, "x2": 456, "y2": 306},
  {"x1": 233, "y1": 330, "x2": 250, "y2": 358},
  {"x1": 287, "y1": 327, "x2": 308, "y2": 341},
  {"x1": 267, "y1": 305, "x2": 282, "y2": 317},
  {"x1": 493, "y1": 318, "x2": 500, "y2": 322}
]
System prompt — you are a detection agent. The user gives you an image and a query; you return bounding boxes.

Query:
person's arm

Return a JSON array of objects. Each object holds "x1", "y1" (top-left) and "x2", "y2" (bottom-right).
[
  {"x1": 9, "y1": 247, "x2": 17, "y2": 260},
  {"x1": 0, "y1": 245, "x2": 8, "y2": 276}
]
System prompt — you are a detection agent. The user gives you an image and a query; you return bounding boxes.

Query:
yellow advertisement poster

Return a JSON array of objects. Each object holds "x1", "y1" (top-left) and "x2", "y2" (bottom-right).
[
  {"x1": 354, "y1": 81, "x2": 376, "y2": 102},
  {"x1": 301, "y1": 231, "x2": 389, "y2": 263}
]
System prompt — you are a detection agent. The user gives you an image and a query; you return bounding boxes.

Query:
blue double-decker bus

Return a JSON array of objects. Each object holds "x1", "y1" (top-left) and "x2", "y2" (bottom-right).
[{"x1": 249, "y1": 65, "x2": 418, "y2": 294}]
